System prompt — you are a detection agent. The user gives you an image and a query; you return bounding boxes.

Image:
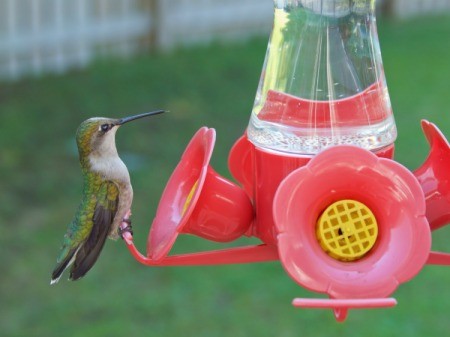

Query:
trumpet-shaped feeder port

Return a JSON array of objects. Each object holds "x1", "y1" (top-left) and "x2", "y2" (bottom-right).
[{"x1": 148, "y1": 127, "x2": 254, "y2": 261}]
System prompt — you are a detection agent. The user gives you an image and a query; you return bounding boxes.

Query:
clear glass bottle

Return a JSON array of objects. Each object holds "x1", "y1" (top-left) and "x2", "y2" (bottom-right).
[{"x1": 247, "y1": 0, "x2": 397, "y2": 155}]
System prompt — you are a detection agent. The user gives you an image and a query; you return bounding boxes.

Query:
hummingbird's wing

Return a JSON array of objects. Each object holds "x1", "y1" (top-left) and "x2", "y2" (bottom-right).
[{"x1": 69, "y1": 181, "x2": 119, "y2": 281}]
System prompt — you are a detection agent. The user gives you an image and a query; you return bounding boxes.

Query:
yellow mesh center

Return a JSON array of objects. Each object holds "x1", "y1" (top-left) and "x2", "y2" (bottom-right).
[
  {"x1": 182, "y1": 180, "x2": 199, "y2": 217},
  {"x1": 316, "y1": 200, "x2": 378, "y2": 262}
]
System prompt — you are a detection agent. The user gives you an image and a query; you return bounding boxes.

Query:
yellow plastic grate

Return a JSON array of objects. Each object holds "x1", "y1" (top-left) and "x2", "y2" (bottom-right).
[
  {"x1": 182, "y1": 180, "x2": 199, "y2": 217},
  {"x1": 316, "y1": 200, "x2": 378, "y2": 262}
]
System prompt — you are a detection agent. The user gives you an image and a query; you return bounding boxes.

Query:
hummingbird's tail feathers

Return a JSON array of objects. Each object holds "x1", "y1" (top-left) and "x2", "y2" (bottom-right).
[
  {"x1": 69, "y1": 205, "x2": 113, "y2": 280},
  {"x1": 68, "y1": 231, "x2": 109, "y2": 281},
  {"x1": 50, "y1": 247, "x2": 78, "y2": 285}
]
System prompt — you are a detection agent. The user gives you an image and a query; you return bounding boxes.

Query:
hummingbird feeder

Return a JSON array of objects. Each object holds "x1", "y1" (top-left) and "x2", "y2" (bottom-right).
[{"x1": 121, "y1": 0, "x2": 450, "y2": 322}]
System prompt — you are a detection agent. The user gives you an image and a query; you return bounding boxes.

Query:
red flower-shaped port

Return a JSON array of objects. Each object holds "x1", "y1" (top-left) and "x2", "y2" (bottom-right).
[{"x1": 273, "y1": 145, "x2": 431, "y2": 300}]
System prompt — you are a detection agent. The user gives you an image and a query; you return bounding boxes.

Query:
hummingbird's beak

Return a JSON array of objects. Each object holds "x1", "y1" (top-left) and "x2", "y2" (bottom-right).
[{"x1": 116, "y1": 110, "x2": 165, "y2": 125}]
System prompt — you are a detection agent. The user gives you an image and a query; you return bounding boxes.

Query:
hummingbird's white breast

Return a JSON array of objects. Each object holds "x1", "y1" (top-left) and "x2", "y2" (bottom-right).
[
  {"x1": 89, "y1": 155, "x2": 130, "y2": 183},
  {"x1": 88, "y1": 127, "x2": 130, "y2": 183}
]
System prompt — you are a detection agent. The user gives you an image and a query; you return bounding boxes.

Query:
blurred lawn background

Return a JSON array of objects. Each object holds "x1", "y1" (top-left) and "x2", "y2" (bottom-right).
[{"x1": 1, "y1": 14, "x2": 450, "y2": 337}]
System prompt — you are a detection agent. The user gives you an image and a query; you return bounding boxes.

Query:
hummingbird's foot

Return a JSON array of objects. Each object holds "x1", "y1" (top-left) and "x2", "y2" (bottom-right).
[
  {"x1": 119, "y1": 219, "x2": 133, "y2": 235},
  {"x1": 119, "y1": 212, "x2": 133, "y2": 244}
]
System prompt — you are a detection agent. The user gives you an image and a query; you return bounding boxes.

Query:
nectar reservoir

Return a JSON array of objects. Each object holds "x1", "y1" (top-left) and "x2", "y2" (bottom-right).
[{"x1": 247, "y1": 0, "x2": 397, "y2": 155}]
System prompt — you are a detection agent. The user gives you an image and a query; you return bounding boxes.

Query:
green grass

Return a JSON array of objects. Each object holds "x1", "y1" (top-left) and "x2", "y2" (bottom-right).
[{"x1": 1, "y1": 15, "x2": 450, "y2": 337}]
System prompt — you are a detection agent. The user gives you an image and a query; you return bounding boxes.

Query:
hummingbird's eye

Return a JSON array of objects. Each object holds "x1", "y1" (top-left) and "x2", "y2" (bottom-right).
[{"x1": 100, "y1": 124, "x2": 110, "y2": 132}]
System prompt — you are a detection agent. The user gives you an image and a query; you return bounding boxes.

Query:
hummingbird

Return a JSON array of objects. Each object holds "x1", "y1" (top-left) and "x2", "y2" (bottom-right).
[{"x1": 51, "y1": 110, "x2": 164, "y2": 284}]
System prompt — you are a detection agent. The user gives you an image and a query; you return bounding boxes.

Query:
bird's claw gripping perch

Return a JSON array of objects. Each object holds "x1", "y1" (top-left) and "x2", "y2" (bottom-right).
[
  {"x1": 119, "y1": 210, "x2": 133, "y2": 245},
  {"x1": 119, "y1": 219, "x2": 133, "y2": 235}
]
